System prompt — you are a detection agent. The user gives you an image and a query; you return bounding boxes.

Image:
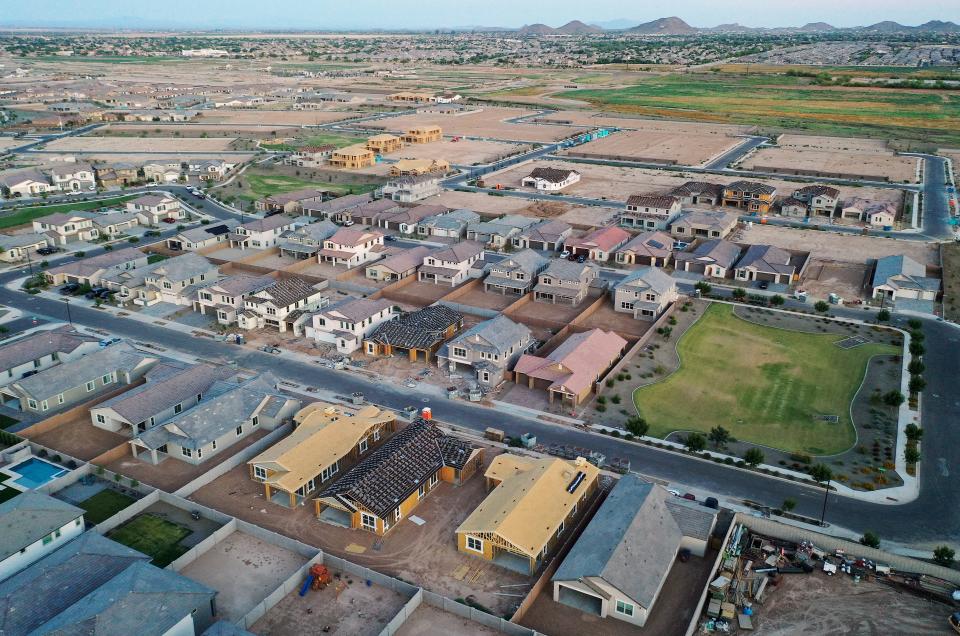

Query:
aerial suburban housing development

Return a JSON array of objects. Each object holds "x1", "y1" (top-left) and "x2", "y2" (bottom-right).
[{"x1": 0, "y1": 6, "x2": 957, "y2": 636}]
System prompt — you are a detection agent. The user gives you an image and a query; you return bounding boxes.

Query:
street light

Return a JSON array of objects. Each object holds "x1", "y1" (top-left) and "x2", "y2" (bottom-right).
[
  {"x1": 63, "y1": 299, "x2": 73, "y2": 326},
  {"x1": 819, "y1": 478, "x2": 830, "y2": 527}
]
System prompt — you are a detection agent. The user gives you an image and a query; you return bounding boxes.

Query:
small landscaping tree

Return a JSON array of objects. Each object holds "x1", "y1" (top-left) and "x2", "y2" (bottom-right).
[
  {"x1": 814, "y1": 300, "x2": 829, "y2": 313},
  {"x1": 809, "y1": 463, "x2": 833, "y2": 485},
  {"x1": 708, "y1": 426, "x2": 731, "y2": 449},
  {"x1": 876, "y1": 309, "x2": 891, "y2": 322},
  {"x1": 859, "y1": 531, "x2": 881, "y2": 549},
  {"x1": 625, "y1": 416, "x2": 649, "y2": 438},
  {"x1": 907, "y1": 360, "x2": 925, "y2": 375},
  {"x1": 732, "y1": 287, "x2": 747, "y2": 300},
  {"x1": 904, "y1": 446, "x2": 921, "y2": 464},
  {"x1": 743, "y1": 448, "x2": 764, "y2": 467},
  {"x1": 769, "y1": 295, "x2": 785, "y2": 307},
  {"x1": 907, "y1": 318, "x2": 922, "y2": 330},
  {"x1": 933, "y1": 545, "x2": 956, "y2": 567},
  {"x1": 904, "y1": 423, "x2": 923, "y2": 441},
  {"x1": 684, "y1": 432, "x2": 707, "y2": 452},
  {"x1": 882, "y1": 390, "x2": 906, "y2": 407},
  {"x1": 694, "y1": 281, "x2": 712, "y2": 294},
  {"x1": 782, "y1": 498, "x2": 797, "y2": 513},
  {"x1": 909, "y1": 341, "x2": 925, "y2": 357},
  {"x1": 909, "y1": 376, "x2": 927, "y2": 394}
]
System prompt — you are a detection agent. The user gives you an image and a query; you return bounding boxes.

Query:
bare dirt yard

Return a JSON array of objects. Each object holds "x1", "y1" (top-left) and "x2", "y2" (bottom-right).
[
  {"x1": 186, "y1": 445, "x2": 535, "y2": 618},
  {"x1": 568, "y1": 129, "x2": 742, "y2": 167},
  {"x1": 577, "y1": 302, "x2": 653, "y2": 342},
  {"x1": 383, "y1": 139, "x2": 528, "y2": 166},
  {"x1": 25, "y1": 416, "x2": 127, "y2": 462},
  {"x1": 487, "y1": 159, "x2": 905, "y2": 211},
  {"x1": 375, "y1": 107, "x2": 587, "y2": 143},
  {"x1": 199, "y1": 109, "x2": 364, "y2": 125},
  {"x1": 425, "y1": 191, "x2": 535, "y2": 217},
  {"x1": 44, "y1": 136, "x2": 238, "y2": 153},
  {"x1": 737, "y1": 224, "x2": 939, "y2": 266},
  {"x1": 179, "y1": 530, "x2": 309, "y2": 622},
  {"x1": 750, "y1": 570, "x2": 953, "y2": 635},
  {"x1": 251, "y1": 571, "x2": 409, "y2": 636},
  {"x1": 380, "y1": 280, "x2": 462, "y2": 307},
  {"x1": 96, "y1": 123, "x2": 302, "y2": 137},
  {"x1": 534, "y1": 110, "x2": 749, "y2": 136},
  {"x1": 395, "y1": 603, "x2": 501, "y2": 636},
  {"x1": 739, "y1": 144, "x2": 918, "y2": 184},
  {"x1": 802, "y1": 259, "x2": 872, "y2": 300}
]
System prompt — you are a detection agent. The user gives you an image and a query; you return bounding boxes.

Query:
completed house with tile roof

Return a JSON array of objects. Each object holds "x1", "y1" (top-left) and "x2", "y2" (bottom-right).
[
  {"x1": 229, "y1": 215, "x2": 296, "y2": 250},
  {"x1": 512, "y1": 219, "x2": 573, "y2": 252},
  {"x1": 125, "y1": 194, "x2": 183, "y2": 225},
  {"x1": 669, "y1": 181, "x2": 724, "y2": 206},
  {"x1": 418, "y1": 241, "x2": 485, "y2": 286},
  {"x1": 673, "y1": 239, "x2": 742, "y2": 278},
  {"x1": 32, "y1": 212, "x2": 100, "y2": 245},
  {"x1": 467, "y1": 215, "x2": 537, "y2": 248},
  {"x1": 249, "y1": 402, "x2": 397, "y2": 508},
  {"x1": 456, "y1": 455, "x2": 599, "y2": 574},
  {"x1": 669, "y1": 210, "x2": 739, "y2": 240},
  {"x1": 0, "y1": 326, "x2": 99, "y2": 388},
  {"x1": 237, "y1": 277, "x2": 327, "y2": 333},
  {"x1": 565, "y1": 226, "x2": 630, "y2": 263},
  {"x1": 621, "y1": 194, "x2": 682, "y2": 231},
  {"x1": 792, "y1": 184, "x2": 840, "y2": 217},
  {"x1": 521, "y1": 167, "x2": 581, "y2": 191},
  {"x1": 871, "y1": 254, "x2": 941, "y2": 304},
  {"x1": 0, "y1": 493, "x2": 85, "y2": 581},
  {"x1": 534, "y1": 260, "x2": 598, "y2": 306},
  {"x1": 615, "y1": 231, "x2": 675, "y2": 267},
  {"x1": 166, "y1": 219, "x2": 240, "y2": 251},
  {"x1": 513, "y1": 329, "x2": 627, "y2": 406},
  {"x1": 366, "y1": 245, "x2": 432, "y2": 282},
  {"x1": 483, "y1": 249, "x2": 549, "y2": 296},
  {"x1": 316, "y1": 418, "x2": 481, "y2": 535},
  {"x1": 277, "y1": 220, "x2": 339, "y2": 260},
  {"x1": 734, "y1": 244, "x2": 799, "y2": 285},
  {"x1": 318, "y1": 228, "x2": 385, "y2": 267},
  {"x1": 0, "y1": 232, "x2": 52, "y2": 263},
  {"x1": 613, "y1": 267, "x2": 678, "y2": 321},
  {"x1": 417, "y1": 208, "x2": 479, "y2": 239}
]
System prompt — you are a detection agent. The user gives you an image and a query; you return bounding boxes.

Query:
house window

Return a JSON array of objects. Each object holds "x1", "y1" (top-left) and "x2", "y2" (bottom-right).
[
  {"x1": 452, "y1": 347, "x2": 467, "y2": 358},
  {"x1": 361, "y1": 513, "x2": 377, "y2": 531},
  {"x1": 645, "y1": 293, "x2": 656, "y2": 302},
  {"x1": 373, "y1": 428, "x2": 381, "y2": 442},
  {"x1": 197, "y1": 448, "x2": 203, "y2": 458},
  {"x1": 418, "y1": 484, "x2": 426, "y2": 499},
  {"x1": 252, "y1": 416, "x2": 259, "y2": 427},
  {"x1": 359, "y1": 437, "x2": 368, "y2": 453},
  {"x1": 212, "y1": 440, "x2": 217, "y2": 450},
  {"x1": 181, "y1": 447, "x2": 193, "y2": 458},
  {"x1": 41, "y1": 400, "x2": 48, "y2": 411},
  {"x1": 254, "y1": 466, "x2": 267, "y2": 480},
  {"x1": 557, "y1": 520, "x2": 565, "y2": 537},
  {"x1": 174, "y1": 404, "x2": 182, "y2": 414},
  {"x1": 162, "y1": 282, "x2": 172, "y2": 290},
  {"x1": 236, "y1": 425, "x2": 243, "y2": 436},
  {"x1": 28, "y1": 399, "x2": 37, "y2": 410},
  {"x1": 217, "y1": 311, "x2": 228, "y2": 321},
  {"x1": 615, "y1": 600, "x2": 635, "y2": 617},
  {"x1": 481, "y1": 371, "x2": 490, "y2": 383},
  {"x1": 394, "y1": 507, "x2": 402, "y2": 522},
  {"x1": 96, "y1": 414, "x2": 105, "y2": 424},
  {"x1": 57, "y1": 393, "x2": 64, "y2": 405},
  {"x1": 620, "y1": 301, "x2": 634, "y2": 310},
  {"x1": 466, "y1": 536, "x2": 483, "y2": 553},
  {"x1": 86, "y1": 380, "x2": 96, "y2": 392},
  {"x1": 430, "y1": 473, "x2": 439, "y2": 487}
]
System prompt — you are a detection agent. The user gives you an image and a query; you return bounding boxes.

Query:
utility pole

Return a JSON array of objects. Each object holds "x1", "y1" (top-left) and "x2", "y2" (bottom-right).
[
  {"x1": 63, "y1": 299, "x2": 73, "y2": 326},
  {"x1": 819, "y1": 479, "x2": 830, "y2": 527}
]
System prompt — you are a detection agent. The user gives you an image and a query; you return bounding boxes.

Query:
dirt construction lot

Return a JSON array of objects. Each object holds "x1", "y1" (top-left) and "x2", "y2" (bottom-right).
[
  {"x1": 97, "y1": 123, "x2": 302, "y2": 137},
  {"x1": 179, "y1": 530, "x2": 309, "y2": 621},
  {"x1": 751, "y1": 570, "x2": 954, "y2": 635},
  {"x1": 376, "y1": 106, "x2": 587, "y2": 143},
  {"x1": 801, "y1": 259, "x2": 871, "y2": 300},
  {"x1": 536, "y1": 110, "x2": 749, "y2": 136},
  {"x1": 568, "y1": 129, "x2": 742, "y2": 167},
  {"x1": 199, "y1": 109, "x2": 364, "y2": 125},
  {"x1": 384, "y1": 138, "x2": 527, "y2": 166},
  {"x1": 25, "y1": 416, "x2": 127, "y2": 462},
  {"x1": 740, "y1": 146, "x2": 918, "y2": 184},
  {"x1": 737, "y1": 224, "x2": 939, "y2": 266},
  {"x1": 488, "y1": 159, "x2": 904, "y2": 210},
  {"x1": 187, "y1": 445, "x2": 534, "y2": 617},
  {"x1": 44, "y1": 136, "x2": 238, "y2": 152}
]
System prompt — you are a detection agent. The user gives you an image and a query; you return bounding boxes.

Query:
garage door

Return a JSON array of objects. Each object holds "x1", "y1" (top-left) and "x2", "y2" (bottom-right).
[{"x1": 557, "y1": 585, "x2": 603, "y2": 616}]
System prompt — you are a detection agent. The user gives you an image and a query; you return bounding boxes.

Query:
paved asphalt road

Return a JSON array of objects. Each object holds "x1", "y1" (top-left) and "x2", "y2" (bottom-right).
[{"x1": 703, "y1": 136, "x2": 768, "y2": 170}]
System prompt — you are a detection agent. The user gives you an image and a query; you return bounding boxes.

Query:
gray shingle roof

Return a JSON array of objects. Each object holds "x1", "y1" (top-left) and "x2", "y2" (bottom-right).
[
  {"x1": 664, "y1": 497, "x2": 717, "y2": 541},
  {"x1": 146, "y1": 253, "x2": 216, "y2": 283},
  {"x1": 488, "y1": 249, "x2": 548, "y2": 277},
  {"x1": 616, "y1": 266, "x2": 676, "y2": 295},
  {"x1": 552, "y1": 475, "x2": 680, "y2": 610},
  {"x1": 0, "y1": 232, "x2": 51, "y2": 250},
  {"x1": 674, "y1": 239, "x2": 742, "y2": 269},
  {"x1": 735, "y1": 244, "x2": 795, "y2": 275},
  {"x1": 0, "y1": 493, "x2": 83, "y2": 563},
  {"x1": 0, "y1": 327, "x2": 97, "y2": 374},
  {"x1": 320, "y1": 298, "x2": 395, "y2": 324},
  {"x1": 540, "y1": 259, "x2": 597, "y2": 282},
  {"x1": 443, "y1": 314, "x2": 531, "y2": 360},
  {"x1": 46, "y1": 248, "x2": 146, "y2": 280},
  {"x1": 176, "y1": 219, "x2": 241, "y2": 243},
  {"x1": 93, "y1": 363, "x2": 232, "y2": 425},
  {"x1": 872, "y1": 254, "x2": 940, "y2": 292},
  {"x1": 430, "y1": 240, "x2": 484, "y2": 264},
  {"x1": 249, "y1": 278, "x2": 322, "y2": 309},
  {"x1": 12, "y1": 342, "x2": 155, "y2": 402},
  {"x1": 134, "y1": 374, "x2": 290, "y2": 450}
]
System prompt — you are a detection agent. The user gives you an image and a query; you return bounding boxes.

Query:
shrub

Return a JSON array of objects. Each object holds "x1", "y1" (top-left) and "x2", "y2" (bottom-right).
[
  {"x1": 127, "y1": 237, "x2": 140, "y2": 244},
  {"x1": 732, "y1": 287, "x2": 747, "y2": 300},
  {"x1": 814, "y1": 300, "x2": 829, "y2": 313},
  {"x1": 595, "y1": 404, "x2": 606, "y2": 412},
  {"x1": 909, "y1": 376, "x2": 927, "y2": 393},
  {"x1": 882, "y1": 390, "x2": 905, "y2": 407},
  {"x1": 934, "y1": 545, "x2": 956, "y2": 567},
  {"x1": 904, "y1": 423, "x2": 923, "y2": 441},
  {"x1": 907, "y1": 360, "x2": 925, "y2": 375},
  {"x1": 605, "y1": 379, "x2": 615, "y2": 388},
  {"x1": 684, "y1": 432, "x2": 707, "y2": 452},
  {"x1": 75, "y1": 251, "x2": 86, "y2": 257},
  {"x1": 909, "y1": 341, "x2": 925, "y2": 356},
  {"x1": 859, "y1": 531, "x2": 881, "y2": 548},
  {"x1": 743, "y1": 448, "x2": 765, "y2": 467},
  {"x1": 611, "y1": 395, "x2": 621, "y2": 405},
  {"x1": 904, "y1": 446, "x2": 921, "y2": 464},
  {"x1": 625, "y1": 416, "x2": 649, "y2": 437}
]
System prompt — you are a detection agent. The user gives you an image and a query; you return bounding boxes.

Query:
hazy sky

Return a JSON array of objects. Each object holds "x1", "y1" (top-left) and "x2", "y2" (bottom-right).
[{"x1": 2, "y1": 0, "x2": 957, "y2": 30}]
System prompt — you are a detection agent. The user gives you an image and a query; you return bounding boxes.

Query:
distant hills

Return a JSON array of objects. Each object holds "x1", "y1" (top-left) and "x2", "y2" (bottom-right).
[{"x1": 504, "y1": 16, "x2": 960, "y2": 36}]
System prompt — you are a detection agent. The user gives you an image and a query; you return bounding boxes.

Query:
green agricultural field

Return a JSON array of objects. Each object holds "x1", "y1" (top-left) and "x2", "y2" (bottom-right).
[
  {"x1": 633, "y1": 304, "x2": 897, "y2": 454},
  {"x1": 0, "y1": 195, "x2": 138, "y2": 230},
  {"x1": 78, "y1": 489, "x2": 136, "y2": 525},
  {"x1": 237, "y1": 173, "x2": 378, "y2": 202},
  {"x1": 107, "y1": 513, "x2": 191, "y2": 567},
  {"x1": 560, "y1": 72, "x2": 960, "y2": 146}
]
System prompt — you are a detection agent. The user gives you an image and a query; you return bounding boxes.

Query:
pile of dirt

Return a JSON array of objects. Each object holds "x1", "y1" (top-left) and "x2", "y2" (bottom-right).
[{"x1": 523, "y1": 200, "x2": 570, "y2": 218}]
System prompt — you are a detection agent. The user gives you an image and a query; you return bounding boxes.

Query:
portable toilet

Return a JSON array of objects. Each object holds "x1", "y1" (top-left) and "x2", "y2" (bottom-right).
[{"x1": 422, "y1": 407, "x2": 432, "y2": 420}]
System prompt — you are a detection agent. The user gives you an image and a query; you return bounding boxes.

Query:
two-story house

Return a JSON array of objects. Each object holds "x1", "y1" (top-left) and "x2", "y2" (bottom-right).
[
  {"x1": 669, "y1": 181, "x2": 724, "y2": 206},
  {"x1": 318, "y1": 228, "x2": 385, "y2": 267},
  {"x1": 32, "y1": 212, "x2": 99, "y2": 245},
  {"x1": 238, "y1": 277, "x2": 327, "y2": 333},
  {"x1": 277, "y1": 220, "x2": 339, "y2": 260},
  {"x1": 306, "y1": 297, "x2": 397, "y2": 354},
  {"x1": 512, "y1": 219, "x2": 573, "y2": 252},
  {"x1": 141, "y1": 253, "x2": 219, "y2": 306},
  {"x1": 436, "y1": 314, "x2": 533, "y2": 388},
  {"x1": 792, "y1": 185, "x2": 840, "y2": 217},
  {"x1": 483, "y1": 249, "x2": 549, "y2": 296},
  {"x1": 125, "y1": 194, "x2": 183, "y2": 225},
  {"x1": 381, "y1": 174, "x2": 442, "y2": 203},
  {"x1": 620, "y1": 195, "x2": 682, "y2": 231},
  {"x1": 721, "y1": 181, "x2": 776, "y2": 214},
  {"x1": 534, "y1": 260, "x2": 598, "y2": 305},
  {"x1": 195, "y1": 273, "x2": 276, "y2": 325},
  {"x1": 255, "y1": 188, "x2": 327, "y2": 215},
  {"x1": 418, "y1": 241, "x2": 485, "y2": 286},
  {"x1": 613, "y1": 267, "x2": 678, "y2": 321},
  {"x1": 49, "y1": 164, "x2": 96, "y2": 192},
  {"x1": 565, "y1": 226, "x2": 630, "y2": 262},
  {"x1": 229, "y1": 215, "x2": 296, "y2": 250},
  {"x1": 669, "y1": 210, "x2": 739, "y2": 240}
]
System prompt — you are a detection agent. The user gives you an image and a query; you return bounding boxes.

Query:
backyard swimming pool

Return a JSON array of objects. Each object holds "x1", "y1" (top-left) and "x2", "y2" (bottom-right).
[{"x1": 3, "y1": 457, "x2": 69, "y2": 490}]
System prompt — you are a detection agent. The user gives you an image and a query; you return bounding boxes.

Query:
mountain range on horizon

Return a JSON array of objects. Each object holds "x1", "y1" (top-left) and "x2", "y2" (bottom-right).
[{"x1": 508, "y1": 16, "x2": 960, "y2": 36}]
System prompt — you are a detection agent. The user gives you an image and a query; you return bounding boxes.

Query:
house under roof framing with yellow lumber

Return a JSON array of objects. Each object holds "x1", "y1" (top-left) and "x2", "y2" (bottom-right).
[
  {"x1": 456, "y1": 454, "x2": 600, "y2": 574},
  {"x1": 248, "y1": 402, "x2": 396, "y2": 508}
]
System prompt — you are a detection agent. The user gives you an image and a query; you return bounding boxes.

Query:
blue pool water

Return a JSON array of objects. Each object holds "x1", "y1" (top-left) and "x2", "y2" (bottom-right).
[{"x1": 7, "y1": 457, "x2": 68, "y2": 490}]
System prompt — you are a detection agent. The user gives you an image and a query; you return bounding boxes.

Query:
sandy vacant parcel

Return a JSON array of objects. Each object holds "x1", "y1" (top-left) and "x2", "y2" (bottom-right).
[
  {"x1": 97, "y1": 123, "x2": 302, "y2": 136},
  {"x1": 44, "y1": 136, "x2": 238, "y2": 153},
  {"x1": 199, "y1": 109, "x2": 364, "y2": 125},
  {"x1": 374, "y1": 106, "x2": 587, "y2": 143},
  {"x1": 567, "y1": 129, "x2": 742, "y2": 166},
  {"x1": 384, "y1": 138, "x2": 527, "y2": 166},
  {"x1": 536, "y1": 110, "x2": 750, "y2": 136},
  {"x1": 740, "y1": 146, "x2": 918, "y2": 183},
  {"x1": 738, "y1": 223, "x2": 939, "y2": 265}
]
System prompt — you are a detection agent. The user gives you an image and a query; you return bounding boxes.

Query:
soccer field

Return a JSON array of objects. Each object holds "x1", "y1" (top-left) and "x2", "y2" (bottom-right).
[{"x1": 633, "y1": 304, "x2": 898, "y2": 454}]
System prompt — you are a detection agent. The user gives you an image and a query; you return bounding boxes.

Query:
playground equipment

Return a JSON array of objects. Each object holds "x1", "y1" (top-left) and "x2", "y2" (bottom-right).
[{"x1": 299, "y1": 564, "x2": 334, "y2": 596}]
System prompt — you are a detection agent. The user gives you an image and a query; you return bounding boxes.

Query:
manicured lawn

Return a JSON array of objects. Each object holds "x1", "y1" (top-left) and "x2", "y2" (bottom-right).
[
  {"x1": 147, "y1": 254, "x2": 169, "y2": 264},
  {"x1": 560, "y1": 72, "x2": 960, "y2": 145},
  {"x1": 107, "y1": 514, "x2": 191, "y2": 566},
  {"x1": 633, "y1": 304, "x2": 897, "y2": 454},
  {"x1": 78, "y1": 489, "x2": 136, "y2": 525},
  {"x1": 0, "y1": 195, "x2": 138, "y2": 230}
]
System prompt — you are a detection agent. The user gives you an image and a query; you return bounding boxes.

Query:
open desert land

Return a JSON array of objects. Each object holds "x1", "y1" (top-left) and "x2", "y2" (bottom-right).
[
  {"x1": 425, "y1": 189, "x2": 554, "y2": 216},
  {"x1": 485, "y1": 159, "x2": 905, "y2": 208},
  {"x1": 197, "y1": 109, "x2": 366, "y2": 126},
  {"x1": 20, "y1": 151, "x2": 256, "y2": 164},
  {"x1": 556, "y1": 71, "x2": 960, "y2": 146},
  {"x1": 738, "y1": 146, "x2": 919, "y2": 183},
  {"x1": 564, "y1": 128, "x2": 744, "y2": 166},
  {"x1": 93, "y1": 123, "x2": 303, "y2": 137},
  {"x1": 776, "y1": 133, "x2": 895, "y2": 153},
  {"x1": 42, "y1": 136, "x2": 239, "y2": 153},
  {"x1": 382, "y1": 138, "x2": 528, "y2": 166},
  {"x1": 371, "y1": 106, "x2": 589, "y2": 143},
  {"x1": 737, "y1": 223, "x2": 939, "y2": 265},
  {"x1": 0, "y1": 138, "x2": 22, "y2": 151}
]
